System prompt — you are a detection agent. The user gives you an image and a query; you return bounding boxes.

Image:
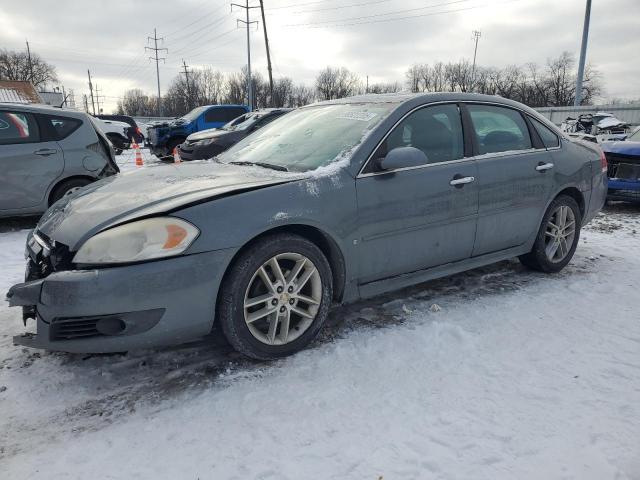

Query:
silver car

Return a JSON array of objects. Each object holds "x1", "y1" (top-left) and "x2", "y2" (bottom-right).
[
  {"x1": 7, "y1": 93, "x2": 607, "y2": 360},
  {"x1": 0, "y1": 103, "x2": 119, "y2": 217}
]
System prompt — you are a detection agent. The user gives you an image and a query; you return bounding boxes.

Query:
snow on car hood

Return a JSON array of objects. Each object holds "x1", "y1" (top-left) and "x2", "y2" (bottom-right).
[{"x1": 37, "y1": 161, "x2": 303, "y2": 250}]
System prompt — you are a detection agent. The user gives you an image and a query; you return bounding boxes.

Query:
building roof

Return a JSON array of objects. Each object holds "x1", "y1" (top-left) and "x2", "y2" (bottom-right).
[
  {"x1": 38, "y1": 91, "x2": 65, "y2": 106},
  {"x1": 0, "y1": 81, "x2": 42, "y2": 104}
]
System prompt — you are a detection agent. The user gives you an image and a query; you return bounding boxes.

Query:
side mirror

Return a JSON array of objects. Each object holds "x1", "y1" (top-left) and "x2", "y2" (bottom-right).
[{"x1": 379, "y1": 146, "x2": 428, "y2": 171}]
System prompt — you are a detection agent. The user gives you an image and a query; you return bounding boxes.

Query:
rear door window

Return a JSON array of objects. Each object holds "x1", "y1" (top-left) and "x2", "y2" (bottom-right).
[
  {"x1": 529, "y1": 116, "x2": 560, "y2": 148},
  {"x1": 467, "y1": 104, "x2": 532, "y2": 155},
  {"x1": 0, "y1": 111, "x2": 40, "y2": 145}
]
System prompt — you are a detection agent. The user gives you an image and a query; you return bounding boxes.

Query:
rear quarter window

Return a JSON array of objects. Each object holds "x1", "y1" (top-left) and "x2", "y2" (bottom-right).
[
  {"x1": 530, "y1": 116, "x2": 560, "y2": 148},
  {"x1": 41, "y1": 115, "x2": 83, "y2": 140}
]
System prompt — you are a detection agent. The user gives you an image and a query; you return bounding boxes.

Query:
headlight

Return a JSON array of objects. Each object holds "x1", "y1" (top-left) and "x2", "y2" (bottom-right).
[
  {"x1": 195, "y1": 138, "x2": 215, "y2": 146},
  {"x1": 73, "y1": 217, "x2": 199, "y2": 265}
]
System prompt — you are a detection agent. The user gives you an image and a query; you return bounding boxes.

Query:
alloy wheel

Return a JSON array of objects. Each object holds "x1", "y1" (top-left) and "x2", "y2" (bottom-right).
[
  {"x1": 544, "y1": 205, "x2": 576, "y2": 263},
  {"x1": 243, "y1": 253, "x2": 322, "y2": 345}
]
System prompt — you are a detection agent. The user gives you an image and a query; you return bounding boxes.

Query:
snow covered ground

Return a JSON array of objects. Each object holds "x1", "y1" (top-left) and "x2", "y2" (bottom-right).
[{"x1": 1, "y1": 198, "x2": 639, "y2": 479}]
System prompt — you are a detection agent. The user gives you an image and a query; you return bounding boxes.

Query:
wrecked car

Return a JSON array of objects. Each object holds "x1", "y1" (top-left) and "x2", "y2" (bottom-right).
[
  {"x1": 6, "y1": 93, "x2": 607, "y2": 360},
  {"x1": 603, "y1": 127, "x2": 640, "y2": 203},
  {"x1": 561, "y1": 112, "x2": 630, "y2": 142}
]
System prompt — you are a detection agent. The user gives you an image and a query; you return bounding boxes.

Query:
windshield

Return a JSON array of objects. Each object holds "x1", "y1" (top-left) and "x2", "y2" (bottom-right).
[
  {"x1": 217, "y1": 103, "x2": 395, "y2": 172},
  {"x1": 223, "y1": 112, "x2": 267, "y2": 132},
  {"x1": 628, "y1": 128, "x2": 640, "y2": 141},
  {"x1": 180, "y1": 106, "x2": 208, "y2": 123},
  {"x1": 221, "y1": 113, "x2": 251, "y2": 131}
]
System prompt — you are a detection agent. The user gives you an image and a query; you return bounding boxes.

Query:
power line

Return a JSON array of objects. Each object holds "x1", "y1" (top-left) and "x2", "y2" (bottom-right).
[
  {"x1": 282, "y1": 0, "x2": 473, "y2": 27},
  {"x1": 283, "y1": 0, "x2": 523, "y2": 28},
  {"x1": 274, "y1": 0, "x2": 392, "y2": 15}
]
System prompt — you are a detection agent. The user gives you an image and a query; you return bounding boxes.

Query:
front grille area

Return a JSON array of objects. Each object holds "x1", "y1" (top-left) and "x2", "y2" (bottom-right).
[{"x1": 50, "y1": 317, "x2": 100, "y2": 340}]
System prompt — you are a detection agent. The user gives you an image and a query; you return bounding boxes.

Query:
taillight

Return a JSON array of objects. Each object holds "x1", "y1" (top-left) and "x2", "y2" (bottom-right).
[{"x1": 599, "y1": 149, "x2": 607, "y2": 174}]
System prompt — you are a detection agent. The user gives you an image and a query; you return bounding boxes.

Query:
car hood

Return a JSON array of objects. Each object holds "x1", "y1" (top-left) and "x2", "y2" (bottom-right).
[
  {"x1": 187, "y1": 128, "x2": 239, "y2": 142},
  {"x1": 37, "y1": 161, "x2": 303, "y2": 250},
  {"x1": 601, "y1": 140, "x2": 640, "y2": 156}
]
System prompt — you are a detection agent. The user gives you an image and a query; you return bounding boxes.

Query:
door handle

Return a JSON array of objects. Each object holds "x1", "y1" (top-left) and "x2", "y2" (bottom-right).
[
  {"x1": 449, "y1": 175, "x2": 475, "y2": 187},
  {"x1": 34, "y1": 148, "x2": 57, "y2": 156},
  {"x1": 536, "y1": 162, "x2": 554, "y2": 172}
]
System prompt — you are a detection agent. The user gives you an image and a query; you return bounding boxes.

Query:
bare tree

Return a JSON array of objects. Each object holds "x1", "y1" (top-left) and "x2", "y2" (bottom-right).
[
  {"x1": 315, "y1": 66, "x2": 360, "y2": 100},
  {"x1": 0, "y1": 48, "x2": 58, "y2": 88}
]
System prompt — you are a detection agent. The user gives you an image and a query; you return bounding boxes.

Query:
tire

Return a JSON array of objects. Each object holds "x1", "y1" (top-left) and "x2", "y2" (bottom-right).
[
  {"x1": 218, "y1": 233, "x2": 333, "y2": 360},
  {"x1": 49, "y1": 178, "x2": 92, "y2": 206},
  {"x1": 519, "y1": 195, "x2": 581, "y2": 273}
]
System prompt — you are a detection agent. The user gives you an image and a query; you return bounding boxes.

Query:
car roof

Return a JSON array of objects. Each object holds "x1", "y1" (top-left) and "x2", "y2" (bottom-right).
[
  {"x1": 0, "y1": 102, "x2": 89, "y2": 119},
  {"x1": 311, "y1": 91, "x2": 533, "y2": 108},
  {"x1": 307, "y1": 92, "x2": 546, "y2": 123}
]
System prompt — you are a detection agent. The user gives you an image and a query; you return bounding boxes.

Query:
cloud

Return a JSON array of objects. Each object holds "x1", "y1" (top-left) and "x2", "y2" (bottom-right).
[{"x1": 1, "y1": 0, "x2": 638, "y2": 112}]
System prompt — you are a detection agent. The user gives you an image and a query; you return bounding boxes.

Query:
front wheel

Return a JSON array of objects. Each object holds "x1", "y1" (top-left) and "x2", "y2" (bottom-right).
[
  {"x1": 519, "y1": 195, "x2": 581, "y2": 273},
  {"x1": 218, "y1": 234, "x2": 333, "y2": 360},
  {"x1": 49, "y1": 178, "x2": 92, "y2": 206}
]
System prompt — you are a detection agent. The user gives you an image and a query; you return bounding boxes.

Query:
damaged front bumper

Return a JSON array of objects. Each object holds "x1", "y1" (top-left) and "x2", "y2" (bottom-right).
[{"x1": 5, "y1": 248, "x2": 235, "y2": 353}]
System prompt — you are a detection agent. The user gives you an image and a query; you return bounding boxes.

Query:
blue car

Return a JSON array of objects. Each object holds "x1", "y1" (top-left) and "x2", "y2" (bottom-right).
[
  {"x1": 602, "y1": 127, "x2": 640, "y2": 203},
  {"x1": 147, "y1": 104, "x2": 248, "y2": 157}
]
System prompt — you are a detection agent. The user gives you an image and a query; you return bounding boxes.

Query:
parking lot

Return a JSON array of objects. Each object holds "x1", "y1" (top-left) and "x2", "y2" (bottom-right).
[{"x1": 1, "y1": 197, "x2": 639, "y2": 478}]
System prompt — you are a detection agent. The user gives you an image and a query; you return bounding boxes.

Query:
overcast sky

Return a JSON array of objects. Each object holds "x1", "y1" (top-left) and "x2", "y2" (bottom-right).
[{"x1": 1, "y1": 0, "x2": 638, "y2": 113}]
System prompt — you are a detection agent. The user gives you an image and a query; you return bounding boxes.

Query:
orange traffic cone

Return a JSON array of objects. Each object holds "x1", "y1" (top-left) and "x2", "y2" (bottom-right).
[
  {"x1": 134, "y1": 142, "x2": 144, "y2": 167},
  {"x1": 173, "y1": 147, "x2": 181, "y2": 164}
]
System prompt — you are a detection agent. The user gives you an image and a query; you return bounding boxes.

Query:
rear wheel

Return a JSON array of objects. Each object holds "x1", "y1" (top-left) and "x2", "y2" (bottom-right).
[
  {"x1": 49, "y1": 178, "x2": 92, "y2": 206},
  {"x1": 519, "y1": 195, "x2": 581, "y2": 273},
  {"x1": 218, "y1": 234, "x2": 333, "y2": 360}
]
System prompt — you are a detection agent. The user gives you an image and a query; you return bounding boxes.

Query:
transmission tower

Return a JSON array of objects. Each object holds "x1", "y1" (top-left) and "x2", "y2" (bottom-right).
[
  {"x1": 146, "y1": 28, "x2": 168, "y2": 115},
  {"x1": 232, "y1": 1, "x2": 259, "y2": 110}
]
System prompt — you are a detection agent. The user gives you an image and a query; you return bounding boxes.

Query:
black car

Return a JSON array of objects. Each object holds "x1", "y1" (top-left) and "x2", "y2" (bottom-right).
[
  {"x1": 96, "y1": 114, "x2": 144, "y2": 143},
  {"x1": 178, "y1": 108, "x2": 291, "y2": 161}
]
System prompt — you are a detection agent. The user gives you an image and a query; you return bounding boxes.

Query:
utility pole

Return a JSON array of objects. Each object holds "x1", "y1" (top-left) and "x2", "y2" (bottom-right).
[
  {"x1": 61, "y1": 85, "x2": 67, "y2": 107},
  {"x1": 181, "y1": 59, "x2": 193, "y2": 111},
  {"x1": 95, "y1": 85, "x2": 102, "y2": 114},
  {"x1": 366, "y1": 75, "x2": 369, "y2": 94},
  {"x1": 574, "y1": 0, "x2": 592, "y2": 106},
  {"x1": 25, "y1": 39, "x2": 33, "y2": 82},
  {"x1": 232, "y1": 1, "x2": 259, "y2": 110},
  {"x1": 87, "y1": 69, "x2": 96, "y2": 115},
  {"x1": 471, "y1": 30, "x2": 481, "y2": 90},
  {"x1": 146, "y1": 28, "x2": 168, "y2": 116},
  {"x1": 259, "y1": 0, "x2": 274, "y2": 106},
  {"x1": 82, "y1": 94, "x2": 89, "y2": 113}
]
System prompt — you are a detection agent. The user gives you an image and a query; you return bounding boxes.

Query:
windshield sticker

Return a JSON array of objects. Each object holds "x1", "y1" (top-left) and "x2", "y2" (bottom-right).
[
  {"x1": 336, "y1": 111, "x2": 377, "y2": 122},
  {"x1": 0, "y1": 119, "x2": 9, "y2": 130}
]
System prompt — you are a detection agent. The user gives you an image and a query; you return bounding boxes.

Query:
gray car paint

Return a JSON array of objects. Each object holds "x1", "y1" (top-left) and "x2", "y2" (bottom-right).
[
  {"x1": 6, "y1": 92, "x2": 607, "y2": 353},
  {"x1": 0, "y1": 103, "x2": 117, "y2": 217}
]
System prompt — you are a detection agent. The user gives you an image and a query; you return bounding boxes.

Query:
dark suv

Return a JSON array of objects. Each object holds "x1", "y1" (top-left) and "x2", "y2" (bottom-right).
[{"x1": 96, "y1": 114, "x2": 144, "y2": 143}]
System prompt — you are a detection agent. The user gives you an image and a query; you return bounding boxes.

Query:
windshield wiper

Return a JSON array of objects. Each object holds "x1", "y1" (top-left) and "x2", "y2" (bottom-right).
[{"x1": 229, "y1": 161, "x2": 288, "y2": 172}]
